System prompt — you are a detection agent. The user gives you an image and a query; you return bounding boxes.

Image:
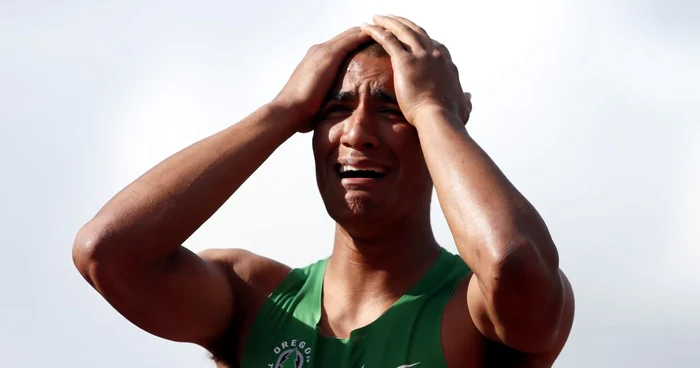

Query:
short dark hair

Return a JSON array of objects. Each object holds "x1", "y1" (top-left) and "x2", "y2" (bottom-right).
[{"x1": 351, "y1": 40, "x2": 389, "y2": 58}]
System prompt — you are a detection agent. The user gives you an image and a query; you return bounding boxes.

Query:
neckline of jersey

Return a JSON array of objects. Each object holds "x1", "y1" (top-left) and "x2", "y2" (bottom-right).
[{"x1": 310, "y1": 247, "x2": 450, "y2": 341}]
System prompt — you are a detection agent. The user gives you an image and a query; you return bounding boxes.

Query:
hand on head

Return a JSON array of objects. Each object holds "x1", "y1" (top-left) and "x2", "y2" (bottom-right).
[
  {"x1": 271, "y1": 15, "x2": 471, "y2": 134},
  {"x1": 360, "y1": 15, "x2": 471, "y2": 126},
  {"x1": 272, "y1": 27, "x2": 371, "y2": 133}
]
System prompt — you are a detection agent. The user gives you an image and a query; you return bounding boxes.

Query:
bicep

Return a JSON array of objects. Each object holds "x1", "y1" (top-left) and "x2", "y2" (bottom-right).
[
  {"x1": 93, "y1": 247, "x2": 236, "y2": 346},
  {"x1": 467, "y1": 269, "x2": 574, "y2": 354}
]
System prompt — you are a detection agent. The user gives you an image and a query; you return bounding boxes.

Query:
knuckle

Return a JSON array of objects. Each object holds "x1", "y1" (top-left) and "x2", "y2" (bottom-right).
[
  {"x1": 308, "y1": 44, "x2": 322, "y2": 53},
  {"x1": 414, "y1": 49, "x2": 429, "y2": 58},
  {"x1": 434, "y1": 47, "x2": 451, "y2": 61},
  {"x1": 311, "y1": 44, "x2": 333, "y2": 59},
  {"x1": 378, "y1": 31, "x2": 393, "y2": 41}
]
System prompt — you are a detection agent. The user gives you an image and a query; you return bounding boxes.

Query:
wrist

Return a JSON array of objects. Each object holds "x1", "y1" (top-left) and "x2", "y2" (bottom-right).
[
  {"x1": 412, "y1": 105, "x2": 463, "y2": 130},
  {"x1": 265, "y1": 98, "x2": 308, "y2": 129},
  {"x1": 256, "y1": 102, "x2": 301, "y2": 138}
]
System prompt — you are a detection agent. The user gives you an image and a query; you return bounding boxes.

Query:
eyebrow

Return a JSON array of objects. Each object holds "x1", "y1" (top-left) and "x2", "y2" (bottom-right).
[
  {"x1": 325, "y1": 88, "x2": 398, "y2": 104},
  {"x1": 373, "y1": 89, "x2": 398, "y2": 104}
]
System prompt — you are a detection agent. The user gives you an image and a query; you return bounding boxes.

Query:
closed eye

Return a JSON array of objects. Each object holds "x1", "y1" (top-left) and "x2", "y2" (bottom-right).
[
  {"x1": 321, "y1": 105, "x2": 353, "y2": 118},
  {"x1": 328, "y1": 106, "x2": 353, "y2": 113},
  {"x1": 380, "y1": 107, "x2": 405, "y2": 119}
]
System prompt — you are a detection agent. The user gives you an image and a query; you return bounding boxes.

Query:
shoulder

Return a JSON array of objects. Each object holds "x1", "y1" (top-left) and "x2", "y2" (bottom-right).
[
  {"x1": 202, "y1": 249, "x2": 326, "y2": 365},
  {"x1": 198, "y1": 249, "x2": 292, "y2": 362},
  {"x1": 198, "y1": 248, "x2": 292, "y2": 296}
]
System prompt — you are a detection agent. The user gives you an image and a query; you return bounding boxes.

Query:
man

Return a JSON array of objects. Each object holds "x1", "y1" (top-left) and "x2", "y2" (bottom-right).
[{"x1": 73, "y1": 15, "x2": 574, "y2": 367}]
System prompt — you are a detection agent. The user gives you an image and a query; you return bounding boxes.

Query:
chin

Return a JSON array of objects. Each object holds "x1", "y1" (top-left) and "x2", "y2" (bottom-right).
[
  {"x1": 344, "y1": 197, "x2": 378, "y2": 217},
  {"x1": 326, "y1": 196, "x2": 387, "y2": 224}
]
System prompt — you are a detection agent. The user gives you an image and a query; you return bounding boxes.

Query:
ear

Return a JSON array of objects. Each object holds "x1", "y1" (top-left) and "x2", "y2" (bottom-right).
[{"x1": 463, "y1": 92, "x2": 472, "y2": 124}]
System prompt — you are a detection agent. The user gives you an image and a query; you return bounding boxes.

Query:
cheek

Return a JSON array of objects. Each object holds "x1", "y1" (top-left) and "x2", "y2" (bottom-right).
[
  {"x1": 383, "y1": 124, "x2": 428, "y2": 178},
  {"x1": 385, "y1": 123, "x2": 421, "y2": 154},
  {"x1": 312, "y1": 121, "x2": 344, "y2": 161}
]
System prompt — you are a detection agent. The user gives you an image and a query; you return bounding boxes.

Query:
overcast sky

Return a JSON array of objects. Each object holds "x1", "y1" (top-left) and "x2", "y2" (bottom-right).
[{"x1": 1, "y1": 0, "x2": 699, "y2": 367}]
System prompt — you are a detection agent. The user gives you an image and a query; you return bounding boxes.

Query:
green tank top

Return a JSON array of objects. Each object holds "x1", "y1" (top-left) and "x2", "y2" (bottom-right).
[{"x1": 240, "y1": 248, "x2": 470, "y2": 368}]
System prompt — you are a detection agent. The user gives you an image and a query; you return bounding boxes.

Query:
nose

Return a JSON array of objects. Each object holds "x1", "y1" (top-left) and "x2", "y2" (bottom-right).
[{"x1": 340, "y1": 109, "x2": 379, "y2": 150}]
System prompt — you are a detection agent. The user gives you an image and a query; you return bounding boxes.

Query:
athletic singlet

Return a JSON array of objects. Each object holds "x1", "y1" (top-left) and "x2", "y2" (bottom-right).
[{"x1": 240, "y1": 247, "x2": 470, "y2": 368}]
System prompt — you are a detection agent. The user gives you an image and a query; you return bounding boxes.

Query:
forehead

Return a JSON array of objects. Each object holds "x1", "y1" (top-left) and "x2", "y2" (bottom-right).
[{"x1": 331, "y1": 54, "x2": 394, "y2": 94}]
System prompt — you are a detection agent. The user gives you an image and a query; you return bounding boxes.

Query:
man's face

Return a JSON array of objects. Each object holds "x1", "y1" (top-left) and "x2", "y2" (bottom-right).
[{"x1": 312, "y1": 53, "x2": 432, "y2": 226}]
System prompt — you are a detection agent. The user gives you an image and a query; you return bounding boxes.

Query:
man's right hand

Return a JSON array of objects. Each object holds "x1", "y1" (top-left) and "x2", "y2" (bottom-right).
[
  {"x1": 71, "y1": 25, "x2": 370, "y2": 362},
  {"x1": 273, "y1": 27, "x2": 371, "y2": 132}
]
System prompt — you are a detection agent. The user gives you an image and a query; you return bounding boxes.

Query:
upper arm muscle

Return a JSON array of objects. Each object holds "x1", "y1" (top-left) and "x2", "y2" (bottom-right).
[
  {"x1": 466, "y1": 269, "x2": 574, "y2": 354},
  {"x1": 90, "y1": 247, "x2": 236, "y2": 346}
]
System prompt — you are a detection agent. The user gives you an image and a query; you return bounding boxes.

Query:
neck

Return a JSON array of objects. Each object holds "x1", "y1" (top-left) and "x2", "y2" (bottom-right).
[
  {"x1": 327, "y1": 211, "x2": 440, "y2": 299},
  {"x1": 319, "y1": 211, "x2": 441, "y2": 337}
]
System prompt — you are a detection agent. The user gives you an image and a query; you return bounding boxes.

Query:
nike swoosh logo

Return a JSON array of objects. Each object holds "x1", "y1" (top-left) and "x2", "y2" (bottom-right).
[{"x1": 397, "y1": 363, "x2": 421, "y2": 368}]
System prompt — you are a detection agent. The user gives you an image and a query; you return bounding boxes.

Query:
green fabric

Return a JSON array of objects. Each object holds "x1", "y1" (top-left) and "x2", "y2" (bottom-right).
[{"x1": 241, "y1": 248, "x2": 470, "y2": 368}]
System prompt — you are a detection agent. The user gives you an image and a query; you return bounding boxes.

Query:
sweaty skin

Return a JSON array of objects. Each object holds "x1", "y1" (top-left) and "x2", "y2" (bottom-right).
[
  {"x1": 72, "y1": 16, "x2": 573, "y2": 368},
  {"x1": 313, "y1": 54, "x2": 440, "y2": 340}
]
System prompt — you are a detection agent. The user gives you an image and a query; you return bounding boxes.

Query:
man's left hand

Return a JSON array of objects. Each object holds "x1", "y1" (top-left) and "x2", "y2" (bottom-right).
[{"x1": 360, "y1": 15, "x2": 471, "y2": 126}]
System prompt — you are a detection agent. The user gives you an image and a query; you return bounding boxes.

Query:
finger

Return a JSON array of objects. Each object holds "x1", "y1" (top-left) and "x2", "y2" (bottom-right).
[
  {"x1": 360, "y1": 23, "x2": 407, "y2": 57},
  {"x1": 432, "y1": 39, "x2": 459, "y2": 78},
  {"x1": 326, "y1": 27, "x2": 372, "y2": 53},
  {"x1": 432, "y1": 40, "x2": 452, "y2": 61},
  {"x1": 327, "y1": 26, "x2": 363, "y2": 43},
  {"x1": 388, "y1": 15, "x2": 430, "y2": 39},
  {"x1": 372, "y1": 14, "x2": 431, "y2": 53}
]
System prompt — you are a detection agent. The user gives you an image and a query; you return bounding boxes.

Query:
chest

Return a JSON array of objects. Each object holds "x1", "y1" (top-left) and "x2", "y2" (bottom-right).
[
  {"x1": 239, "y1": 289, "x2": 448, "y2": 368},
  {"x1": 246, "y1": 330, "x2": 444, "y2": 368}
]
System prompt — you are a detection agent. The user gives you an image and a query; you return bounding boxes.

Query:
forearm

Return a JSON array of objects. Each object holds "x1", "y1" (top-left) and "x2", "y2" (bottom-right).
[
  {"x1": 415, "y1": 108, "x2": 559, "y2": 285},
  {"x1": 76, "y1": 102, "x2": 298, "y2": 262}
]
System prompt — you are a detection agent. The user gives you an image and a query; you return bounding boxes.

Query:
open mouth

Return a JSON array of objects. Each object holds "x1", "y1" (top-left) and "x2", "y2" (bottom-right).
[{"x1": 334, "y1": 164, "x2": 388, "y2": 179}]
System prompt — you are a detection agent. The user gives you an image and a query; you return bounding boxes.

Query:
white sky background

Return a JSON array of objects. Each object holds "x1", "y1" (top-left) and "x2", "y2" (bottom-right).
[{"x1": 1, "y1": 0, "x2": 699, "y2": 367}]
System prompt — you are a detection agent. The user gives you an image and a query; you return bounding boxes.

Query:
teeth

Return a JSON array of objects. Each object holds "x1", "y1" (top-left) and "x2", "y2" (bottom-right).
[{"x1": 339, "y1": 165, "x2": 386, "y2": 174}]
